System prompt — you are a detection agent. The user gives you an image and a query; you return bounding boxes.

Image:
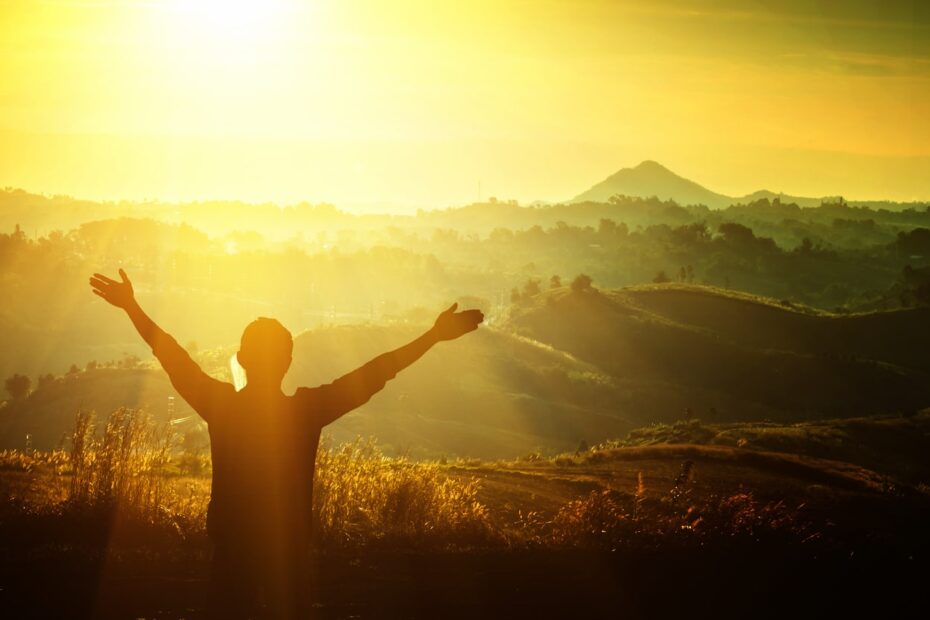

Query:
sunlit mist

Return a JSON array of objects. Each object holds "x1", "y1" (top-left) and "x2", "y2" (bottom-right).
[{"x1": 0, "y1": 0, "x2": 928, "y2": 205}]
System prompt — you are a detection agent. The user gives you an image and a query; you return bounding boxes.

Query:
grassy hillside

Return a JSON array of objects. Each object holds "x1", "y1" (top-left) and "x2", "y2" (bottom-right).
[
  {"x1": 0, "y1": 368, "x2": 182, "y2": 450},
  {"x1": 7, "y1": 285, "x2": 930, "y2": 457},
  {"x1": 506, "y1": 284, "x2": 930, "y2": 422},
  {"x1": 288, "y1": 325, "x2": 636, "y2": 457},
  {"x1": 621, "y1": 284, "x2": 930, "y2": 371},
  {"x1": 601, "y1": 413, "x2": 930, "y2": 484},
  {"x1": 0, "y1": 324, "x2": 637, "y2": 457}
]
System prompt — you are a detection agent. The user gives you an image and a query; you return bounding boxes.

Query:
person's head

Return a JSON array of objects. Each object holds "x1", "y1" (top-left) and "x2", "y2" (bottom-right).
[{"x1": 236, "y1": 317, "x2": 293, "y2": 387}]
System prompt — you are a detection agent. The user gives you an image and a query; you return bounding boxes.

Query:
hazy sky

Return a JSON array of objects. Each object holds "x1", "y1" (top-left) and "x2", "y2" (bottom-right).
[{"x1": 1, "y1": 0, "x2": 928, "y2": 208}]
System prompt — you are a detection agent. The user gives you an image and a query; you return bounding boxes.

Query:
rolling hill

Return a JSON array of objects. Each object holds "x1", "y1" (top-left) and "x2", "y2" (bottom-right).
[
  {"x1": 0, "y1": 325, "x2": 636, "y2": 458},
  {"x1": 604, "y1": 413, "x2": 930, "y2": 484},
  {"x1": 5, "y1": 285, "x2": 930, "y2": 458},
  {"x1": 506, "y1": 284, "x2": 930, "y2": 422}
]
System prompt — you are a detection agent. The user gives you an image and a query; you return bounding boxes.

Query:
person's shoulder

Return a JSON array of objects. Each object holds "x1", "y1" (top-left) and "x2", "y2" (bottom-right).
[
  {"x1": 186, "y1": 380, "x2": 237, "y2": 424},
  {"x1": 215, "y1": 381, "x2": 238, "y2": 399},
  {"x1": 289, "y1": 387, "x2": 331, "y2": 425},
  {"x1": 291, "y1": 386, "x2": 322, "y2": 406}
]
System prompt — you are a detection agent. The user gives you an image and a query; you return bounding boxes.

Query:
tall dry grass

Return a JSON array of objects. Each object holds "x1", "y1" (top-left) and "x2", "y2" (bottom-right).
[
  {"x1": 4, "y1": 408, "x2": 496, "y2": 549},
  {"x1": 1, "y1": 409, "x2": 818, "y2": 552},
  {"x1": 314, "y1": 438, "x2": 497, "y2": 547},
  {"x1": 533, "y1": 460, "x2": 813, "y2": 549},
  {"x1": 69, "y1": 408, "x2": 175, "y2": 515}
]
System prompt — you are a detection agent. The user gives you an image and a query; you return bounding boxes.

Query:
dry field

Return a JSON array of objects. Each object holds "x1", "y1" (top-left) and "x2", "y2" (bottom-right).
[{"x1": 1, "y1": 410, "x2": 928, "y2": 618}]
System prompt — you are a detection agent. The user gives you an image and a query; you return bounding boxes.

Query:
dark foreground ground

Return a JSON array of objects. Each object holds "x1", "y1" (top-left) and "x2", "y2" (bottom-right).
[
  {"x1": 3, "y1": 436, "x2": 930, "y2": 619},
  {"x1": 1, "y1": 545, "x2": 927, "y2": 619}
]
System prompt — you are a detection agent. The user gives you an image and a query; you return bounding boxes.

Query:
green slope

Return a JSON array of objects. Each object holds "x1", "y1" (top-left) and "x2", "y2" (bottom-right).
[{"x1": 506, "y1": 285, "x2": 930, "y2": 422}]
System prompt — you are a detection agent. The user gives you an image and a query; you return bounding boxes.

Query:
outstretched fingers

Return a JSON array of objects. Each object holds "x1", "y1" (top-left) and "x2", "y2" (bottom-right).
[
  {"x1": 92, "y1": 273, "x2": 119, "y2": 285},
  {"x1": 89, "y1": 277, "x2": 112, "y2": 292},
  {"x1": 88, "y1": 269, "x2": 133, "y2": 308}
]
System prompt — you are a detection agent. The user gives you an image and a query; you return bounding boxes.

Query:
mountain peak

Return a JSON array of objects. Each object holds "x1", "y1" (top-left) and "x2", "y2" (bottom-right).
[
  {"x1": 633, "y1": 160, "x2": 668, "y2": 171},
  {"x1": 570, "y1": 161, "x2": 856, "y2": 209},
  {"x1": 572, "y1": 161, "x2": 732, "y2": 208}
]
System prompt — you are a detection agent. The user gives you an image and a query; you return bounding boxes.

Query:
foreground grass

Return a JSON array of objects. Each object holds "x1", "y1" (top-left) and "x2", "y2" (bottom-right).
[
  {"x1": 0, "y1": 408, "x2": 854, "y2": 553},
  {"x1": 1, "y1": 409, "x2": 498, "y2": 551},
  {"x1": 2, "y1": 409, "x2": 930, "y2": 618},
  {"x1": 4, "y1": 409, "x2": 929, "y2": 554}
]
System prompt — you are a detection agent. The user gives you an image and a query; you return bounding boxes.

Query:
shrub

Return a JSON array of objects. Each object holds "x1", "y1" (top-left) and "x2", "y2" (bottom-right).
[{"x1": 549, "y1": 490, "x2": 632, "y2": 547}]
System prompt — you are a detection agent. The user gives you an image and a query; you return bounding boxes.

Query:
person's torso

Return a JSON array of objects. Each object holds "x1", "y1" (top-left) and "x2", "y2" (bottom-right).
[{"x1": 206, "y1": 389, "x2": 322, "y2": 543}]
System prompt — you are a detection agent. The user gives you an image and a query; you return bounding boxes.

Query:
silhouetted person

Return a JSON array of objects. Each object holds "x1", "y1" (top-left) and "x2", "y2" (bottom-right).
[{"x1": 89, "y1": 269, "x2": 483, "y2": 619}]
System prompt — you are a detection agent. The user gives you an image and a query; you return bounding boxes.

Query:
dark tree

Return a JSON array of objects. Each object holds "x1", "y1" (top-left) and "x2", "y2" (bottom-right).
[
  {"x1": 896, "y1": 228, "x2": 930, "y2": 256},
  {"x1": 37, "y1": 373, "x2": 56, "y2": 390},
  {"x1": 570, "y1": 274, "x2": 593, "y2": 293},
  {"x1": 718, "y1": 222, "x2": 756, "y2": 244},
  {"x1": 5, "y1": 374, "x2": 31, "y2": 400},
  {"x1": 653, "y1": 270, "x2": 671, "y2": 284},
  {"x1": 549, "y1": 275, "x2": 562, "y2": 289},
  {"x1": 522, "y1": 278, "x2": 541, "y2": 298},
  {"x1": 119, "y1": 355, "x2": 141, "y2": 369},
  {"x1": 797, "y1": 237, "x2": 815, "y2": 255}
]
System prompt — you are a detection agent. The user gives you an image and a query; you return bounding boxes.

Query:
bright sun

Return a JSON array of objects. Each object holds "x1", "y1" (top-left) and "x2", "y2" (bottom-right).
[
  {"x1": 185, "y1": 0, "x2": 284, "y2": 37},
  {"x1": 143, "y1": 0, "x2": 312, "y2": 82},
  {"x1": 158, "y1": 0, "x2": 297, "y2": 52}
]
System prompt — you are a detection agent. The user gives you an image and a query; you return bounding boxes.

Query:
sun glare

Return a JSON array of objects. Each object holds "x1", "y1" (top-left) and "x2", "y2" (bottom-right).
[
  {"x1": 183, "y1": 0, "x2": 286, "y2": 38},
  {"x1": 155, "y1": 0, "x2": 301, "y2": 60}
]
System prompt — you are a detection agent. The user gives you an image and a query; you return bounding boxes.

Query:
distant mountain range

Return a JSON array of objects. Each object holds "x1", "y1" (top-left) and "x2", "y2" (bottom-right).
[{"x1": 570, "y1": 160, "x2": 894, "y2": 209}]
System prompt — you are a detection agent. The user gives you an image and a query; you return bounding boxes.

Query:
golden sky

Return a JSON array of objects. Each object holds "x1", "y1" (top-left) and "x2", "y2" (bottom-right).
[{"x1": 1, "y1": 0, "x2": 928, "y2": 208}]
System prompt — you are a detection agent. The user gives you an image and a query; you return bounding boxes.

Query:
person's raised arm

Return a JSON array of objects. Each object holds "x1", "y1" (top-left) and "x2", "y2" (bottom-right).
[
  {"x1": 89, "y1": 269, "x2": 231, "y2": 421},
  {"x1": 89, "y1": 269, "x2": 160, "y2": 348},
  {"x1": 309, "y1": 303, "x2": 484, "y2": 426}
]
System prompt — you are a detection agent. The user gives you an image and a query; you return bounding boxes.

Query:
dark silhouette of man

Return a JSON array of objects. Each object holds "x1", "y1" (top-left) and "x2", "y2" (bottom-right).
[{"x1": 89, "y1": 269, "x2": 484, "y2": 619}]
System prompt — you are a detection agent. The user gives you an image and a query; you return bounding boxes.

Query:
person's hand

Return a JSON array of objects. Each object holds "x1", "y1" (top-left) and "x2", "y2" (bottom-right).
[
  {"x1": 89, "y1": 269, "x2": 136, "y2": 309},
  {"x1": 431, "y1": 303, "x2": 484, "y2": 341}
]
